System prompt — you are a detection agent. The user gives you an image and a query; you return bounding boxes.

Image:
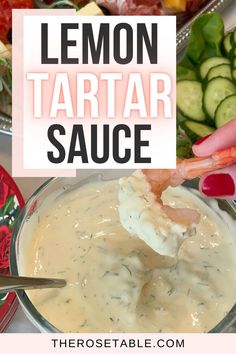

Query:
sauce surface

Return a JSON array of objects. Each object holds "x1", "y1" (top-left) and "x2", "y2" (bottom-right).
[{"x1": 25, "y1": 179, "x2": 236, "y2": 332}]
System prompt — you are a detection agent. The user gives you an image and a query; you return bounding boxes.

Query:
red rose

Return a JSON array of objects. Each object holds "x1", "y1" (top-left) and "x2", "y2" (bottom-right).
[
  {"x1": 0, "y1": 267, "x2": 9, "y2": 275},
  {"x1": 0, "y1": 178, "x2": 9, "y2": 209},
  {"x1": 0, "y1": 224, "x2": 11, "y2": 270},
  {"x1": 8, "y1": 187, "x2": 15, "y2": 197}
]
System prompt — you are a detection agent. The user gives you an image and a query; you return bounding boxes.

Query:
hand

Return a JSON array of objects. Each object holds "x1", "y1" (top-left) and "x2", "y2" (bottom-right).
[{"x1": 192, "y1": 119, "x2": 236, "y2": 199}]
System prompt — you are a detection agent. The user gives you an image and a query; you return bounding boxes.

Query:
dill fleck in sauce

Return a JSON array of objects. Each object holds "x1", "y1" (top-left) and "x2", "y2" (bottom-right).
[{"x1": 25, "y1": 180, "x2": 236, "y2": 332}]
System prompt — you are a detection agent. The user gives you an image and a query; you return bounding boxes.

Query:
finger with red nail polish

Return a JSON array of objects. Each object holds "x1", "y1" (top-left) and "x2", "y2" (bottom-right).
[
  {"x1": 193, "y1": 134, "x2": 212, "y2": 146},
  {"x1": 199, "y1": 165, "x2": 236, "y2": 199},
  {"x1": 192, "y1": 119, "x2": 236, "y2": 157}
]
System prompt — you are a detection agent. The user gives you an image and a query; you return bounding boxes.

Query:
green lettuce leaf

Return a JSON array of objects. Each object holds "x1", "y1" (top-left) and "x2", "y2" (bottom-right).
[{"x1": 177, "y1": 13, "x2": 225, "y2": 81}]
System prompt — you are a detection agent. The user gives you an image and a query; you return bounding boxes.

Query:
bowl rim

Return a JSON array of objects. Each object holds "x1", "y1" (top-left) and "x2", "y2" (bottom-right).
[
  {"x1": 10, "y1": 177, "x2": 59, "y2": 332},
  {"x1": 9, "y1": 175, "x2": 236, "y2": 333}
]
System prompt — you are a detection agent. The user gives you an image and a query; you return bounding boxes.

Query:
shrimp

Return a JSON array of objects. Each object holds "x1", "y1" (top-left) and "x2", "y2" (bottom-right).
[
  {"x1": 142, "y1": 147, "x2": 236, "y2": 225},
  {"x1": 118, "y1": 147, "x2": 236, "y2": 257},
  {"x1": 143, "y1": 147, "x2": 236, "y2": 199}
]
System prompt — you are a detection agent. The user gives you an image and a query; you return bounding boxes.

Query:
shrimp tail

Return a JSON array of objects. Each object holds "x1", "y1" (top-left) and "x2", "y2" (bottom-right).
[
  {"x1": 141, "y1": 147, "x2": 236, "y2": 227},
  {"x1": 177, "y1": 147, "x2": 236, "y2": 180}
]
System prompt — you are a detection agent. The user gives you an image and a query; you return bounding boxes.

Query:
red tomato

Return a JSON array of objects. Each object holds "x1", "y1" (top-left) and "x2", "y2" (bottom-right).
[
  {"x1": 0, "y1": 0, "x2": 34, "y2": 43},
  {"x1": 12, "y1": 0, "x2": 34, "y2": 9}
]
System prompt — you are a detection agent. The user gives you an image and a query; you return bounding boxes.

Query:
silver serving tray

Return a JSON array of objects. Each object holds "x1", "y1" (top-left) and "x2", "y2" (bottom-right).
[
  {"x1": 0, "y1": 0, "x2": 234, "y2": 135},
  {"x1": 0, "y1": 112, "x2": 12, "y2": 135}
]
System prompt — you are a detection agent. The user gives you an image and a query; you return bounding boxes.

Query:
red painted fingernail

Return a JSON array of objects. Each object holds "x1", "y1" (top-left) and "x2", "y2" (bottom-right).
[
  {"x1": 202, "y1": 174, "x2": 235, "y2": 197},
  {"x1": 194, "y1": 134, "x2": 212, "y2": 146}
]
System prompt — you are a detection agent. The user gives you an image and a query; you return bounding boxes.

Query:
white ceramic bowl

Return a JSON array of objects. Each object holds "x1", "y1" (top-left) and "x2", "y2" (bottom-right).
[{"x1": 10, "y1": 171, "x2": 236, "y2": 332}]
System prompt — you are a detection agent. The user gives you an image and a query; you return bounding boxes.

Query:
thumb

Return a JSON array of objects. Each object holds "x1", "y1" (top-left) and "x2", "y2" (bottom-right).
[{"x1": 199, "y1": 165, "x2": 236, "y2": 199}]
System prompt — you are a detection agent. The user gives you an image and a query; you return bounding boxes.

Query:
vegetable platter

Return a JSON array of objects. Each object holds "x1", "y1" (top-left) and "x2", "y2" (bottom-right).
[
  {"x1": 176, "y1": 13, "x2": 236, "y2": 158},
  {"x1": 0, "y1": 0, "x2": 234, "y2": 136}
]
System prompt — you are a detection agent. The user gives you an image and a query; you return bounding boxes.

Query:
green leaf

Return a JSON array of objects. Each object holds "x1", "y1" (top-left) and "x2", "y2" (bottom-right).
[
  {"x1": 177, "y1": 13, "x2": 225, "y2": 80},
  {"x1": 177, "y1": 111, "x2": 187, "y2": 124},
  {"x1": 186, "y1": 13, "x2": 224, "y2": 63},
  {"x1": 48, "y1": 0, "x2": 79, "y2": 10},
  {"x1": 0, "y1": 58, "x2": 12, "y2": 72},
  {"x1": 0, "y1": 292, "x2": 8, "y2": 307},
  {"x1": 0, "y1": 292, "x2": 7, "y2": 301},
  {"x1": 0, "y1": 58, "x2": 12, "y2": 96},
  {"x1": 177, "y1": 65, "x2": 197, "y2": 81},
  {"x1": 3, "y1": 196, "x2": 15, "y2": 216},
  {"x1": 177, "y1": 128, "x2": 193, "y2": 159},
  {"x1": 8, "y1": 206, "x2": 20, "y2": 229}
]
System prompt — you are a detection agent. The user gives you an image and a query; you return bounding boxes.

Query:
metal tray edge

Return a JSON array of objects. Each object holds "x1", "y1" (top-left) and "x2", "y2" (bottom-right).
[{"x1": 0, "y1": 113, "x2": 12, "y2": 136}]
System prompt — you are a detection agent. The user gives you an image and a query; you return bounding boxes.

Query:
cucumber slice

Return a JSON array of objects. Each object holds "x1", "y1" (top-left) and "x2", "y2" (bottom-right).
[
  {"x1": 177, "y1": 111, "x2": 187, "y2": 124},
  {"x1": 232, "y1": 30, "x2": 236, "y2": 46},
  {"x1": 207, "y1": 64, "x2": 232, "y2": 81},
  {"x1": 223, "y1": 32, "x2": 233, "y2": 56},
  {"x1": 232, "y1": 57, "x2": 236, "y2": 68},
  {"x1": 232, "y1": 48, "x2": 236, "y2": 57},
  {"x1": 215, "y1": 94, "x2": 236, "y2": 128},
  {"x1": 177, "y1": 81, "x2": 206, "y2": 121},
  {"x1": 203, "y1": 77, "x2": 236, "y2": 119},
  {"x1": 184, "y1": 121, "x2": 215, "y2": 143},
  {"x1": 232, "y1": 68, "x2": 236, "y2": 83},
  {"x1": 200, "y1": 57, "x2": 230, "y2": 80}
]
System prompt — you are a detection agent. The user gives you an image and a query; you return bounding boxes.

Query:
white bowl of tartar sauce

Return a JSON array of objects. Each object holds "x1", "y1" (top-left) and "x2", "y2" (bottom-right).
[{"x1": 10, "y1": 170, "x2": 236, "y2": 333}]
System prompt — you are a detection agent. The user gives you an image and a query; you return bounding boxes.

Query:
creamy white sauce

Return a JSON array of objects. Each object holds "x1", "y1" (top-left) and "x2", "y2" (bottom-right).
[
  {"x1": 118, "y1": 170, "x2": 197, "y2": 257},
  {"x1": 25, "y1": 179, "x2": 236, "y2": 333}
]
